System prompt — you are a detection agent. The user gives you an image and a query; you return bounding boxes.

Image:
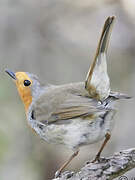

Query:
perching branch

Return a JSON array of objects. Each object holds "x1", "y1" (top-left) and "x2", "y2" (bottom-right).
[{"x1": 53, "y1": 148, "x2": 135, "y2": 180}]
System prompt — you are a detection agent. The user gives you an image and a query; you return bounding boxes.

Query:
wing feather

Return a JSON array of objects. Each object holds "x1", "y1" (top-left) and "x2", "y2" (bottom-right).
[{"x1": 32, "y1": 87, "x2": 105, "y2": 123}]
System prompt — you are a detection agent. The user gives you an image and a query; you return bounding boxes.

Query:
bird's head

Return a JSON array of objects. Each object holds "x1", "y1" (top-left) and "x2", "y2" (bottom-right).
[{"x1": 5, "y1": 70, "x2": 44, "y2": 112}]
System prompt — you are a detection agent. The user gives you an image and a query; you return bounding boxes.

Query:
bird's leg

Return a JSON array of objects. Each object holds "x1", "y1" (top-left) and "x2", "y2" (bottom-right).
[
  {"x1": 92, "y1": 132, "x2": 111, "y2": 163},
  {"x1": 55, "y1": 150, "x2": 79, "y2": 178}
]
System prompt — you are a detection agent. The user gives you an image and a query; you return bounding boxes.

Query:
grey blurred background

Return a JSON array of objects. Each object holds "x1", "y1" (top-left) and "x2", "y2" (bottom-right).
[{"x1": 0, "y1": 0, "x2": 135, "y2": 179}]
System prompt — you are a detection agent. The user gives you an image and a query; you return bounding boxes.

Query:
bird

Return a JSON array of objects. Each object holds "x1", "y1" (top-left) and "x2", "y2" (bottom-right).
[{"x1": 5, "y1": 16, "x2": 131, "y2": 178}]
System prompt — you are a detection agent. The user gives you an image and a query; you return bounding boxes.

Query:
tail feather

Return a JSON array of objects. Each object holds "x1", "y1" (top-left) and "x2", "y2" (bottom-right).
[{"x1": 85, "y1": 16, "x2": 115, "y2": 101}]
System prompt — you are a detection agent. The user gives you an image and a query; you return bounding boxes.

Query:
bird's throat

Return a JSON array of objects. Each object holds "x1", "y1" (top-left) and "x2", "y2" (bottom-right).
[{"x1": 16, "y1": 84, "x2": 32, "y2": 112}]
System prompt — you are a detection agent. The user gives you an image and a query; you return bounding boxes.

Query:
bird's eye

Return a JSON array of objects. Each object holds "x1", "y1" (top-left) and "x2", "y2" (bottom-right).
[{"x1": 24, "y1": 80, "x2": 31, "y2": 86}]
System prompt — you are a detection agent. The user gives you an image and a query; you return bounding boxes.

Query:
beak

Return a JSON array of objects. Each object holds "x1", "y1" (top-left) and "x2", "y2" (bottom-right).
[{"x1": 5, "y1": 69, "x2": 17, "y2": 80}]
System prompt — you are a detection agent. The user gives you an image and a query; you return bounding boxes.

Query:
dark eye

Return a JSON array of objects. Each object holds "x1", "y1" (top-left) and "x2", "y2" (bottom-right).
[{"x1": 24, "y1": 80, "x2": 31, "y2": 86}]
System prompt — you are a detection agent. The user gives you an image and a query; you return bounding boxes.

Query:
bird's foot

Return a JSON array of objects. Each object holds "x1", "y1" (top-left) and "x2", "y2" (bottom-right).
[
  {"x1": 91, "y1": 154, "x2": 100, "y2": 163},
  {"x1": 55, "y1": 170, "x2": 74, "y2": 179},
  {"x1": 55, "y1": 170, "x2": 61, "y2": 178}
]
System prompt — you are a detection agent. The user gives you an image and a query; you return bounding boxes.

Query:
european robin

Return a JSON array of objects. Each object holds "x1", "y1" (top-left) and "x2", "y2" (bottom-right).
[{"x1": 6, "y1": 16, "x2": 131, "y2": 178}]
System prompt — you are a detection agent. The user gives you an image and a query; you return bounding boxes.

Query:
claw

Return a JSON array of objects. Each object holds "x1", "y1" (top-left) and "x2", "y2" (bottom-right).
[
  {"x1": 91, "y1": 155, "x2": 100, "y2": 163},
  {"x1": 55, "y1": 170, "x2": 61, "y2": 178}
]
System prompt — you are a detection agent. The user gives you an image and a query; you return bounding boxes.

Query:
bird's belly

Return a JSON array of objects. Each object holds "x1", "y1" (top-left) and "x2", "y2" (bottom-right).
[{"x1": 41, "y1": 111, "x2": 115, "y2": 150}]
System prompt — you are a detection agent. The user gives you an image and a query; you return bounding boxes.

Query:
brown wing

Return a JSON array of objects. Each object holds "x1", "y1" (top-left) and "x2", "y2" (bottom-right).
[
  {"x1": 51, "y1": 95, "x2": 104, "y2": 121},
  {"x1": 32, "y1": 86, "x2": 106, "y2": 123},
  {"x1": 85, "y1": 16, "x2": 115, "y2": 101}
]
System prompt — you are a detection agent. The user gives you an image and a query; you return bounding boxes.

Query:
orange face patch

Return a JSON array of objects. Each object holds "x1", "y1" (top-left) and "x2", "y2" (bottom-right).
[{"x1": 15, "y1": 72, "x2": 32, "y2": 112}]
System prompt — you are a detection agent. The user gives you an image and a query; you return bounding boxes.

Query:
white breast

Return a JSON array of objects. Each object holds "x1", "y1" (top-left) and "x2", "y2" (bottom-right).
[{"x1": 40, "y1": 109, "x2": 116, "y2": 150}]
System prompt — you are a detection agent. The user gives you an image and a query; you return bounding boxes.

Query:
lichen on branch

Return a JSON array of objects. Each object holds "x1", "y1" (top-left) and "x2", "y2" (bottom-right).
[{"x1": 53, "y1": 148, "x2": 135, "y2": 180}]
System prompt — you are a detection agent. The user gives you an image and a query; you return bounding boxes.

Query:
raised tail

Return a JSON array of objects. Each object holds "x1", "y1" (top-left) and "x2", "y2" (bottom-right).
[{"x1": 85, "y1": 16, "x2": 115, "y2": 101}]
